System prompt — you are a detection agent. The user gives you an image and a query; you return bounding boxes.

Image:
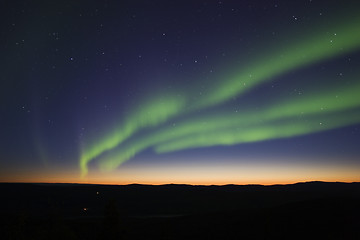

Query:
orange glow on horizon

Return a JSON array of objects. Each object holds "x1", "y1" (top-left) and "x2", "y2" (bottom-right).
[{"x1": 1, "y1": 160, "x2": 360, "y2": 186}]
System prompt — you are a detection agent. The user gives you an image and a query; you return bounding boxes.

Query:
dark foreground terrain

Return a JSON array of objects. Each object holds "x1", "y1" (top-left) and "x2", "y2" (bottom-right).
[{"x1": 0, "y1": 181, "x2": 359, "y2": 239}]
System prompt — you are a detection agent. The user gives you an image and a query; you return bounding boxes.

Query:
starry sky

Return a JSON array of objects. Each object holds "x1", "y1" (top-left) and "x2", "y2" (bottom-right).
[{"x1": 1, "y1": 0, "x2": 360, "y2": 185}]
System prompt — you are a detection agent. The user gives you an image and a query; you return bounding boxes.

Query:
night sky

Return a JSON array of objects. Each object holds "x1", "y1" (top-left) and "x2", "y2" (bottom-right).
[{"x1": 1, "y1": 0, "x2": 360, "y2": 185}]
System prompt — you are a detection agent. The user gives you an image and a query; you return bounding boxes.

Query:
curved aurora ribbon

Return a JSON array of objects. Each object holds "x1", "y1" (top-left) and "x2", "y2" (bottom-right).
[
  {"x1": 81, "y1": 14, "x2": 360, "y2": 176},
  {"x1": 98, "y1": 80, "x2": 360, "y2": 171},
  {"x1": 154, "y1": 111, "x2": 360, "y2": 154},
  {"x1": 80, "y1": 95, "x2": 185, "y2": 177},
  {"x1": 193, "y1": 16, "x2": 360, "y2": 109}
]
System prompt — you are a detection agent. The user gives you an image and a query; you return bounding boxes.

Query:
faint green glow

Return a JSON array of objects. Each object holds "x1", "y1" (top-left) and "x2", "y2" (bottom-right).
[
  {"x1": 155, "y1": 112, "x2": 360, "y2": 153},
  {"x1": 81, "y1": 14, "x2": 360, "y2": 176},
  {"x1": 156, "y1": 81, "x2": 360, "y2": 153},
  {"x1": 98, "y1": 80, "x2": 360, "y2": 170},
  {"x1": 80, "y1": 95, "x2": 185, "y2": 177},
  {"x1": 194, "y1": 17, "x2": 360, "y2": 109}
]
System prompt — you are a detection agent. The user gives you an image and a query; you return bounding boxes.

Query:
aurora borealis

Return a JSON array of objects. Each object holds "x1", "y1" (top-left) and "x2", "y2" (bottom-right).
[{"x1": 1, "y1": 0, "x2": 360, "y2": 184}]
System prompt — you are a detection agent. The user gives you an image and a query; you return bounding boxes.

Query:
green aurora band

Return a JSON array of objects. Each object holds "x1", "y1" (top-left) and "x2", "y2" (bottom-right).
[
  {"x1": 193, "y1": 17, "x2": 360, "y2": 109},
  {"x1": 154, "y1": 111, "x2": 360, "y2": 154},
  {"x1": 98, "y1": 80, "x2": 360, "y2": 171},
  {"x1": 80, "y1": 14, "x2": 360, "y2": 176},
  {"x1": 80, "y1": 96, "x2": 185, "y2": 176}
]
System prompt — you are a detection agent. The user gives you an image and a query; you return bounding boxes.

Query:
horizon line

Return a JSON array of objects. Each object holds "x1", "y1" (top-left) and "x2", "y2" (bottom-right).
[{"x1": 1, "y1": 180, "x2": 359, "y2": 187}]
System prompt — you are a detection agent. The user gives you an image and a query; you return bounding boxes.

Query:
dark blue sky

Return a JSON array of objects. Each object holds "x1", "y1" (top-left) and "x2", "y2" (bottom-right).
[{"x1": 1, "y1": 0, "x2": 360, "y2": 184}]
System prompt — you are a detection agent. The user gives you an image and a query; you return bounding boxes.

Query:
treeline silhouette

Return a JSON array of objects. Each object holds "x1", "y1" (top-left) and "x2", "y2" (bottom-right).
[{"x1": 1, "y1": 182, "x2": 359, "y2": 239}]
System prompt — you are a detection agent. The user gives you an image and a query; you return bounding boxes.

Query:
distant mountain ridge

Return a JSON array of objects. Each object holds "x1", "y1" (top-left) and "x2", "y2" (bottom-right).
[{"x1": 1, "y1": 180, "x2": 359, "y2": 187}]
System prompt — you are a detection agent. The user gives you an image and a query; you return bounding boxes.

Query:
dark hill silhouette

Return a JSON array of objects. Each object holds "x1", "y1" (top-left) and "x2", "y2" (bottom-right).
[{"x1": 0, "y1": 181, "x2": 359, "y2": 239}]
